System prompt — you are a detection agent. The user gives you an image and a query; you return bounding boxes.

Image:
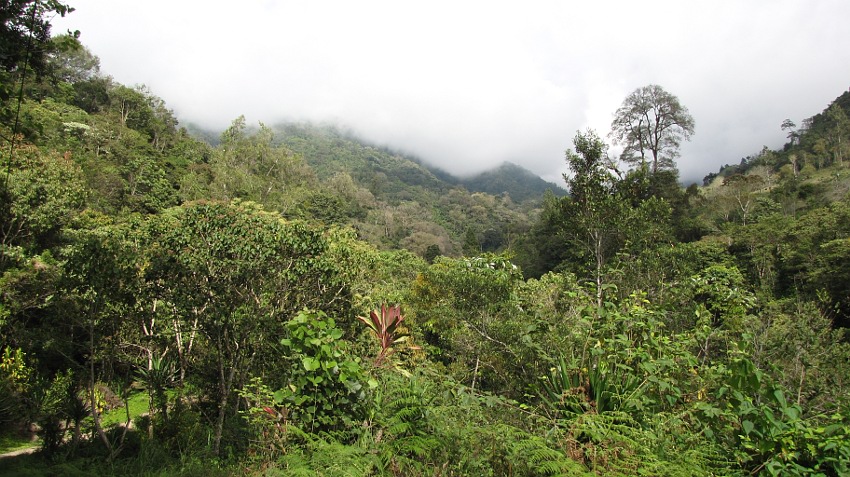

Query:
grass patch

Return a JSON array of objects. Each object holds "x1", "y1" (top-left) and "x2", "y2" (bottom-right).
[
  {"x1": 0, "y1": 432, "x2": 38, "y2": 454},
  {"x1": 100, "y1": 392, "x2": 149, "y2": 428}
]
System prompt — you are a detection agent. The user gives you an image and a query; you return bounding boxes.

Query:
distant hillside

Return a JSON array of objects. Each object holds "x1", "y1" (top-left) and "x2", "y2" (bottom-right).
[
  {"x1": 183, "y1": 122, "x2": 222, "y2": 146},
  {"x1": 174, "y1": 121, "x2": 539, "y2": 255},
  {"x1": 800, "y1": 88, "x2": 850, "y2": 143},
  {"x1": 703, "y1": 88, "x2": 850, "y2": 189},
  {"x1": 458, "y1": 162, "x2": 566, "y2": 202},
  {"x1": 271, "y1": 122, "x2": 563, "y2": 203},
  {"x1": 272, "y1": 123, "x2": 451, "y2": 203}
]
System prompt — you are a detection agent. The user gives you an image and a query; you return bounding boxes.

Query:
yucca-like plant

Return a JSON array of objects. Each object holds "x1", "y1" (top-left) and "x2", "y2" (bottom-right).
[
  {"x1": 136, "y1": 355, "x2": 177, "y2": 429},
  {"x1": 540, "y1": 354, "x2": 643, "y2": 418},
  {"x1": 358, "y1": 304, "x2": 417, "y2": 366}
]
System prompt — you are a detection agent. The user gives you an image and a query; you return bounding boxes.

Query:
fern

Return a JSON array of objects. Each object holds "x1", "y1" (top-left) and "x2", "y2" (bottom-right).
[
  {"x1": 272, "y1": 436, "x2": 380, "y2": 477},
  {"x1": 556, "y1": 411, "x2": 727, "y2": 476},
  {"x1": 371, "y1": 374, "x2": 440, "y2": 474},
  {"x1": 505, "y1": 426, "x2": 593, "y2": 476}
]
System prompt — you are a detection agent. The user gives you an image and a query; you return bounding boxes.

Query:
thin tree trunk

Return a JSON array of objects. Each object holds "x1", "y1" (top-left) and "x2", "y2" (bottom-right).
[
  {"x1": 595, "y1": 232, "x2": 604, "y2": 309},
  {"x1": 471, "y1": 355, "x2": 480, "y2": 392},
  {"x1": 89, "y1": 328, "x2": 113, "y2": 456},
  {"x1": 213, "y1": 340, "x2": 238, "y2": 456}
]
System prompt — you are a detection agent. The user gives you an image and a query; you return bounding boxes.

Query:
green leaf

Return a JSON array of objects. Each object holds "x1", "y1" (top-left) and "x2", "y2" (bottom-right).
[
  {"x1": 302, "y1": 356, "x2": 320, "y2": 371},
  {"x1": 773, "y1": 389, "x2": 788, "y2": 409},
  {"x1": 784, "y1": 405, "x2": 800, "y2": 421},
  {"x1": 273, "y1": 390, "x2": 287, "y2": 403},
  {"x1": 742, "y1": 419, "x2": 755, "y2": 436}
]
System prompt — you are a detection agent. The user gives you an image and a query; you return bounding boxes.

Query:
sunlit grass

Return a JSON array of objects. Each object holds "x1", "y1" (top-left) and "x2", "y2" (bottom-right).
[
  {"x1": 0, "y1": 432, "x2": 38, "y2": 454},
  {"x1": 100, "y1": 392, "x2": 149, "y2": 428}
]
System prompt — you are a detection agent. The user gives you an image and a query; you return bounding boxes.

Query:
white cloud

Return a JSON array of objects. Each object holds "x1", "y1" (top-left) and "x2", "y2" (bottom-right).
[{"x1": 55, "y1": 0, "x2": 850, "y2": 184}]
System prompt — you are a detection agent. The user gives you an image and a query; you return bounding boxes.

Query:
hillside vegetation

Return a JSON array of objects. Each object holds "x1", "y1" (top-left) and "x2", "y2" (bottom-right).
[{"x1": 2, "y1": 6, "x2": 850, "y2": 476}]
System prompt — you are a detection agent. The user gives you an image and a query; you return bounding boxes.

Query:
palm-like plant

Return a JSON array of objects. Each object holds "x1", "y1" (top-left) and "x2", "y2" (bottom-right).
[
  {"x1": 136, "y1": 355, "x2": 177, "y2": 427},
  {"x1": 358, "y1": 304, "x2": 414, "y2": 366},
  {"x1": 540, "y1": 354, "x2": 643, "y2": 418}
]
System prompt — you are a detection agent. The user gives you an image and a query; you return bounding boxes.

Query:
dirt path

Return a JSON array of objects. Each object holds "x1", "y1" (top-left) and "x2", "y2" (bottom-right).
[{"x1": 0, "y1": 445, "x2": 38, "y2": 459}]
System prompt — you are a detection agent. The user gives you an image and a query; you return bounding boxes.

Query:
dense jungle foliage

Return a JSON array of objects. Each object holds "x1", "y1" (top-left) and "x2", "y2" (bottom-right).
[{"x1": 2, "y1": 3, "x2": 850, "y2": 476}]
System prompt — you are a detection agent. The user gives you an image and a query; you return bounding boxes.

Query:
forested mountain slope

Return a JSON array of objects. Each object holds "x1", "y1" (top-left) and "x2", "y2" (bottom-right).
[
  {"x1": 264, "y1": 122, "x2": 535, "y2": 256},
  {"x1": 273, "y1": 123, "x2": 451, "y2": 196},
  {"x1": 458, "y1": 161, "x2": 567, "y2": 202},
  {"x1": 273, "y1": 122, "x2": 565, "y2": 204}
]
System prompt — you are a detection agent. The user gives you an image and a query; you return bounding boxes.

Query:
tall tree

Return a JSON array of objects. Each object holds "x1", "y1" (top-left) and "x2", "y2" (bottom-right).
[
  {"x1": 146, "y1": 201, "x2": 349, "y2": 455},
  {"x1": 0, "y1": 0, "x2": 74, "y2": 121},
  {"x1": 781, "y1": 118, "x2": 799, "y2": 147},
  {"x1": 561, "y1": 130, "x2": 627, "y2": 306},
  {"x1": 46, "y1": 33, "x2": 100, "y2": 84},
  {"x1": 610, "y1": 84, "x2": 695, "y2": 175},
  {"x1": 0, "y1": 0, "x2": 73, "y2": 75}
]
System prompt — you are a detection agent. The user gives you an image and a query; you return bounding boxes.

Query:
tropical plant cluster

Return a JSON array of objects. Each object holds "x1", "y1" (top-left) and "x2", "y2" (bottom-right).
[{"x1": 2, "y1": 4, "x2": 850, "y2": 476}]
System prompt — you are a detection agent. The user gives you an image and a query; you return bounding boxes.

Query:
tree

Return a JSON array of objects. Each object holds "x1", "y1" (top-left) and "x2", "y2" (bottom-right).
[
  {"x1": 462, "y1": 227, "x2": 479, "y2": 256},
  {"x1": 561, "y1": 130, "x2": 628, "y2": 306},
  {"x1": 721, "y1": 173, "x2": 765, "y2": 225},
  {"x1": 610, "y1": 84, "x2": 695, "y2": 175},
  {"x1": 206, "y1": 117, "x2": 315, "y2": 213},
  {"x1": 423, "y1": 243, "x2": 441, "y2": 264},
  {"x1": 0, "y1": 142, "x2": 86, "y2": 264},
  {"x1": 0, "y1": 0, "x2": 74, "y2": 127},
  {"x1": 410, "y1": 254, "x2": 528, "y2": 394},
  {"x1": 781, "y1": 119, "x2": 799, "y2": 146},
  {"x1": 47, "y1": 34, "x2": 101, "y2": 84},
  {"x1": 513, "y1": 190, "x2": 569, "y2": 278},
  {"x1": 0, "y1": 0, "x2": 74, "y2": 76},
  {"x1": 146, "y1": 201, "x2": 349, "y2": 455},
  {"x1": 825, "y1": 103, "x2": 850, "y2": 165}
]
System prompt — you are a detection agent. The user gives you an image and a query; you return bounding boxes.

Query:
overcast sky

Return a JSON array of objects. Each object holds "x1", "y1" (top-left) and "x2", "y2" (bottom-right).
[{"x1": 54, "y1": 0, "x2": 850, "y2": 184}]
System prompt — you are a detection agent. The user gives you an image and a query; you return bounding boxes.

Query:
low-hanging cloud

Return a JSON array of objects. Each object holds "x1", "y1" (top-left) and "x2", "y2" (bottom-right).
[{"x1": 55, "y1": 0, "x2": 850, "y2": 185}]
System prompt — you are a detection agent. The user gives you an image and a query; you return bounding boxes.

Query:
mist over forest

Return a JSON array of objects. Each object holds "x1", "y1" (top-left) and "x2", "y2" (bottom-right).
[{"x1": 2, "y1": 3, "x2": 850, "y2": 476}]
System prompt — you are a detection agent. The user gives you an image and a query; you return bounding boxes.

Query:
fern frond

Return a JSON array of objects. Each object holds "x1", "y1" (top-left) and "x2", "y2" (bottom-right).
[{"x1": 506, "y1": 428, "x2": 592, "y2": 476}]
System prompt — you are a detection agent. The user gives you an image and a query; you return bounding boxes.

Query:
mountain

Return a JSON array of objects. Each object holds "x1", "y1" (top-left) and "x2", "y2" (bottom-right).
[
  {"x1": 271, "y1": 122, "x2": 564, "y2": 203},
  {"x1": 272, "y1": 123, "x2": 451, "y2": 202},
  {"x1": 458, "y1": 162, "x2": 566, "y2": 202},
  {"x1": 701, "y1": 88, "x2": 850, "y2": 205}
]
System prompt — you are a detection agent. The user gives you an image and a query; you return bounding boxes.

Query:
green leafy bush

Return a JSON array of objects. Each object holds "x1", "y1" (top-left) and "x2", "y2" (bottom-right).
[{"x1": 276, "y1": 310, "x2": 371, "y2": 436}]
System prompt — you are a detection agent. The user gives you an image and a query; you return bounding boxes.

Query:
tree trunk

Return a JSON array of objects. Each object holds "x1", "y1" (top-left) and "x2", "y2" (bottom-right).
[
  {"x1": 471, "y1": 355, "x2": 480, "y2": 392},
  {"x1": 213, "y1": 340, "x2": 238, "y2": 456},
  {"x1": 594, "y1": 231, "x2": 604, "y2": 309}
]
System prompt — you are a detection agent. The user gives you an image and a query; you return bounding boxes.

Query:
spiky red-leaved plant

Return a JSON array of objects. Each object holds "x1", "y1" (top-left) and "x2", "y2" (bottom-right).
[{"x1": 357, "y1": 303, "x2": 410, "y2": 365}]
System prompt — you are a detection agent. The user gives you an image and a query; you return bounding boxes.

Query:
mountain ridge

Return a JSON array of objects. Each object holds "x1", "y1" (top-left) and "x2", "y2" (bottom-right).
[{"x1": 187, "y1": 121, "x2": 566, "y2": 203}]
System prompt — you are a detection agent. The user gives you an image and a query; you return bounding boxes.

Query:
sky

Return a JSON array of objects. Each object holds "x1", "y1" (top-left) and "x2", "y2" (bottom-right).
[{"x1": 53, "y1": 0, "x2": 850, "y2": 184}]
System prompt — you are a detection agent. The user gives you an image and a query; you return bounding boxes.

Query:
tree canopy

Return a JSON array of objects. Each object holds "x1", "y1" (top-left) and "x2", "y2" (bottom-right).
[{"x1": 610, "y1": 84, "x2": 695, "y2": 175}]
